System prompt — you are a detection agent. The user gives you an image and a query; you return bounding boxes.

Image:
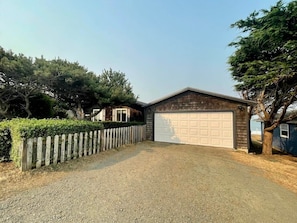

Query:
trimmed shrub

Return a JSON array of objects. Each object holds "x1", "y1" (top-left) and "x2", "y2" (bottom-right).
[
  {"x1": 1, "y1": 118, "x2": 103, "y2": 166},
  {"x1": 0, "y1": 124, "x2": 11, "y2": 162}
]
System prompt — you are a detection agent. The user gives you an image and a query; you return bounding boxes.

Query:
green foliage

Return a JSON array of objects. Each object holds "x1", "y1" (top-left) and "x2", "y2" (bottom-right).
[
  {"x1": 0, "y1": 124, "x2": 11, "y2": 162},
  {"x1": 228, "y1": 0, "x2": 297, "y2": 154},
  {"x1": 29, "y1": 93, "x2": 55, "y2": 118},
  {"x1": 229, "y1": 0, "x2": 297, "y2": 120},
  {"x1": 34, "y1": 58, "x2": 100, "y2": 116},
  {"x1": 1, "y1": 47, "x2": 138, "y2": 120},
  {"x1": 98, "y1": 69, "x2": 137, "y2": 107},
  {"x1": 1, "y1": 118, "x2": 103, "y2": 166},
  {"x1": 8, "y1": 118, "x2": 103, "y2": 138}
]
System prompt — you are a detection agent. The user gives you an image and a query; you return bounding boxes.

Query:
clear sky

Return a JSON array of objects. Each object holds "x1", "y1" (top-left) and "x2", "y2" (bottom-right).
[{"x1": 0, "y1": 0, "x2": 281, "y2": 103}]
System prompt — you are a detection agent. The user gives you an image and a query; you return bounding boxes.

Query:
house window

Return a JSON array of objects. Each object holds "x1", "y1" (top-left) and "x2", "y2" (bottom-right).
[
  {"x1": 280, "y1": 124, "x2": 289, "y2": 138},
  {"x1": 116, "y1": 109, "x2": 127, "y2": 122}
]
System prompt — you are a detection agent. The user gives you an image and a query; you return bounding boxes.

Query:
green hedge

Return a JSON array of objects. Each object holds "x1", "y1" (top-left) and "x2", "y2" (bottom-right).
[
  {"x1": 0, "y1": 124, "x2": 11, "y2": 162},
  {"x1": 6, "y1": 118, "x2": 103, "y2": 138},
  {"x1": 0, "y1": 118, "x2": 104, "y2": 166},
  {"x1": 0, "y1": 119, "x2": 145, "y2": 165}
]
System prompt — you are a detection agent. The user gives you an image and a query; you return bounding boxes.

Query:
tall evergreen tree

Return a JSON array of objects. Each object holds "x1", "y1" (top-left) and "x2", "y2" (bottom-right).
[{"x1": 228, "y1": 1, "x2": 297, "y2": 154}]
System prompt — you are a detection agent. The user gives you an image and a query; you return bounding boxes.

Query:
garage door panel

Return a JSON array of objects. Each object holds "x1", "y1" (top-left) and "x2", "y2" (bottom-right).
[
  {"x1": 210, "y1": 122, "x2": 220, "y2": 128},
  {"x1": 200, "y1": 129, "x2": 208, "y2": 136},
  {"x1": 211, "y1": 138, "x2": 220, "y2": 145},
  {"x1": 154, "y1": 112, "x2": 234, "y2": 148},
  {"x1": 200, "y1": 121, "x2": 208, "y2": 127},
  {"x1": 210, "y1": 129, "x2": 220, "y2": 137},
  {"x1": 189, "y1": 121, "x2": 198, "y2": 127},
  {"x1": 223, "y1": 131, "x2": 232, "y2": 137}
]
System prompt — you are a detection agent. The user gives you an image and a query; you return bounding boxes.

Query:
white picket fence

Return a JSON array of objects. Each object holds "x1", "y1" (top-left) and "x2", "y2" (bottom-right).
[{"x1": 19, "y1": 125, "x2": 146, "y2": 171}]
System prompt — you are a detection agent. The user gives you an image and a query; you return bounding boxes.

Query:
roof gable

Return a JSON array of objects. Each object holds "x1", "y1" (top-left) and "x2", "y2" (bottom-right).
[{"x1": 145, "y1": 87, "x2": 254, "y2": 107}]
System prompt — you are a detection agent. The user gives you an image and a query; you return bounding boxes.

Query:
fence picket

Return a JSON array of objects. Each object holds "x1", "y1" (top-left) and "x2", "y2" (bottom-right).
[
  {"x1": 93, "y1": 131, "x2": 97, "y2": 154},
  {"x1": 105, "y1": 129, "x2": 110, "y2": 150},
  {"x1": 84, "y1": 132, "x2": 88, "y2": 156},
  {"x1": 45, "y1": 136, "x2": 51, "y2": 166},
  {"x1": 67, "y1": 134, "x2": 72, "y2": 161},
  {"x1": 79, "y1": 132, "x2": 83, "y2": 157},
  {"x1": 27, "y1": 138, "x2": 33, "y2": 170},
  {"x1": 73, "y1": 133, "x2": 78, "y2": 159},
  {"x1": 114, "y1": 128, "x2": 117, "y2": 148},
  {"x1": 19, "y1": 125, "x2": 146, "y2": 170},
  {"x1": 53, "y1": 135, "x2": 59, "y2": 164},
  {"x1": 109, "y1": 129, "x2": 112, "y2": 149},
  {"x1": 119, "y1": 128, "x2": 121, "y2": 147},
  {"x1": 36, "y1": 137, "x2": 43, "y2": 168},
  {"x1": 89, "y1": 131, "x2": 93, "y2": 155},
  {"x1": 97, "y1": 130, "x2": 101, "y2": 153},
  {"x1": 61, "y1": 134, "x2": 66, "y2": 163},
  {"x1": 103, "y1": 129, "x2": 106, "y2": 151}
]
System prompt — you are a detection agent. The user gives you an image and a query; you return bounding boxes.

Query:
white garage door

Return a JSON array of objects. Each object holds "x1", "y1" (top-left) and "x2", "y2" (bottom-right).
[{"x1": 154, "y1": 112, "x2": 234, "y2": 148}]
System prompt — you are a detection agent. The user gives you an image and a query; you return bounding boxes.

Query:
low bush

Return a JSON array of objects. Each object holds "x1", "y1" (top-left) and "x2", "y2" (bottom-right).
[{"x1": 0, "y1": 124, "x2": 12, "y2": 162}]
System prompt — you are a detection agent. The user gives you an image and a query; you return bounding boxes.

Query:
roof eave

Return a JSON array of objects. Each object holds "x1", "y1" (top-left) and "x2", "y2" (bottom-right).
[{"x1": 144, "y1": 87, "x2": 255, "y2": 107}]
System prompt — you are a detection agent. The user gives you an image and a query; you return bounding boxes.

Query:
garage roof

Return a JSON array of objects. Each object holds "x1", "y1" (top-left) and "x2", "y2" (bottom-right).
[{"x1": 145, "y1": 87, "x2": 255, "y2": 107}]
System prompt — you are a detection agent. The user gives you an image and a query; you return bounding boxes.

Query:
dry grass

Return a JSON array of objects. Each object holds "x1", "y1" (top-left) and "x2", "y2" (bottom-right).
[{"x1": 232, "y1": 134, "x2": 297, "y2": 194}]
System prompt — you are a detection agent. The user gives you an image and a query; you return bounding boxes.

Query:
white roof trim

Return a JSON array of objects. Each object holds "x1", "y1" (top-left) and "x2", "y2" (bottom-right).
[{"x1": 145, "y1": 87, "x2": 255, "y2": 107}]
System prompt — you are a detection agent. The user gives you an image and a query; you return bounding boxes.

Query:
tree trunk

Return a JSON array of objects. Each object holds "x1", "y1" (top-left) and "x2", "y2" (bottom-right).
[
  {"x1": 75, "y1": 102, "x2": 84, "y2": 120},
  {"x1": 262, "y1": 122, "x2": 273, "y2": 155},
  {"x1": 24, "y1": 96, "x2": 32, "y2": 118}
]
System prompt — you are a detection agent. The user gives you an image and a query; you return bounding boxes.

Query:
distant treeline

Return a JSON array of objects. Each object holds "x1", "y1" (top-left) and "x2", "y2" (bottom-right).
[{"x1": 0, "y1": 46, "x2": 137, "y2": 120}]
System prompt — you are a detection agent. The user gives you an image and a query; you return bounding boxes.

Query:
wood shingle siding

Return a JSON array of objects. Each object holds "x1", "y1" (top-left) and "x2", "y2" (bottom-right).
[{"x1": 144, "y1": 88, "x2": 253, "y2": 150}]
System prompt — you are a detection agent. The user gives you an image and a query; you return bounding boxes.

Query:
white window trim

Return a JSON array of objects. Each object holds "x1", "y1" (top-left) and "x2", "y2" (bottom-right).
[
  {"x1": 280, "y1": 123, "x2": 289, "y2": 138},
  {"x1": 115, "y1": 108, "x2": 128, "y2": 122},
  {"x1": 91, "y1": 109, "x2": 105, "y2": 122}
]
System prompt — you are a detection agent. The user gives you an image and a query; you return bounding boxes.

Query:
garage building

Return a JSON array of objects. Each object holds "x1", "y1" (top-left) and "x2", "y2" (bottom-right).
[{"x1": 144, "y1": 87, "x2": 253, "y2": 150}]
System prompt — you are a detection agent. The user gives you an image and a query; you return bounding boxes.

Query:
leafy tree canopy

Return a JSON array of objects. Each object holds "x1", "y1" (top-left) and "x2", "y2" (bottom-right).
[
  {"x1": 228, "y1": 0, "x2": 297, "y2": 154},
  {"x1": 0, "y1": 47, "x2": 137, "y2": 120}
]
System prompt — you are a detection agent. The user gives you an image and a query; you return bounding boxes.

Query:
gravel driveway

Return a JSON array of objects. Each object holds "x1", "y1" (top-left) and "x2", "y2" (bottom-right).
[{"x1": 1, "y1": 142, "x2": 297, "y2": 223}]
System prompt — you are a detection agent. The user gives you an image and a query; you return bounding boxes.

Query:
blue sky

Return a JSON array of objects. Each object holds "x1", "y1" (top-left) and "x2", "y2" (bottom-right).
[{"x1": 0, "y1": 0, "x2": 281, "y2": 102}]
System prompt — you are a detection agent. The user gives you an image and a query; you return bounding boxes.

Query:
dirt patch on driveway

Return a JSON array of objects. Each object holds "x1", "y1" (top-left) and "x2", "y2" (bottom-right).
[{"x1": 1, "y1": 141, "x2": 297, "y2": 201}]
